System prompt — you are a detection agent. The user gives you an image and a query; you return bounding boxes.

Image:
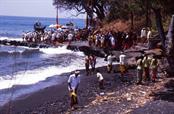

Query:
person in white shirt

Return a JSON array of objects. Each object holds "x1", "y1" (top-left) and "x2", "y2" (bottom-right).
[
  {"x1": 119, "y1": 52, "x2": 126, "y2": 65},
  {"x1": 140, "y1": 28, "x2": 147, "y2": 43},
  {"x1": 119, "y1": 52, "x2": 127, "y2": 81},
  {"x1": 110, "y1": 36, "x2": 116, "y2": 49},
  {"x1": 96, "y1": 70, "x2": 104, "y2": 89},
  {"x1": 68, "y1": 70, "x2": 80, "y2": 108},
  {"x1": 147, "y1": 28, "x2": 152, "y2": 49},
  {"x1": 107, "y1": 53, "x2": 115, "y2": 73},
  {"x1": 68, "y1": 32, "x2": 73, "y2": 45},
  {"x1": 68, "y1": 70, "x2": 80, "y2": 92}
]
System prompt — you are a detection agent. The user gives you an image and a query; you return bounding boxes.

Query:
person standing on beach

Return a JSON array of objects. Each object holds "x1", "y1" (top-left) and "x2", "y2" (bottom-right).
[
  {"x1": 90, "y1": 54, "x2": 96, "y2": 74},
  {"x1": 150, "y1": 55, "x2": 158, "y2": 82},
  {"x1": 136, "y1": 56, "x2": 144, "y2": 84},
  {"x1": 140, "y1": 28, "x2": 147, "y2": 43},
  {"x1": 147, "y1": 28, "x2": 152, "y2": 49},
  {"x1": 96, "y1": 70, "x2": 104, "y2": 89},
  {"x1": 119, "y1": 51, "x2": 126, "y2": 81},
  {"x1": 68, "y1": 70, "x2": 80, "y2": 109},
  {"x1": 142, "y1": 54, "x2": 151, "y2": 81},
  {"x1": 85, "y1": 55, "x2": 90, "y2": 76},
  {"x1": 107, "y1": 53, "x2": 115, "y2": 73}
]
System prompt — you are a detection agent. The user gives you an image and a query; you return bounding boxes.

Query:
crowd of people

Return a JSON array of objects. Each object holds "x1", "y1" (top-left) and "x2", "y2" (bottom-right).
[
  {"x1": 23, "y1": 23, "x2": 141, "y2": 51},
  {"x1": 22, "y1": 28, "x2": 89, "y2": 45},
  {"x1": 88, "y1": 30, "x2": 137, "y2": 50}
]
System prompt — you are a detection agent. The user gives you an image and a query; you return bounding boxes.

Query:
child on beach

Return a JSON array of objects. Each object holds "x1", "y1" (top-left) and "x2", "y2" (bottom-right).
[{"x1": 96, "y1": 70, "x2": 104, "y2": 89}]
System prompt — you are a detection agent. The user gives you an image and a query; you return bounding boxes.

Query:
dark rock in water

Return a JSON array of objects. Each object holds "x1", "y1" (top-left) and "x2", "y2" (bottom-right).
[
  {"x1": 39, "y1": 44, "x2": 50, "y2": 48},
  {"x1": 67, "y1": 45, "x2": 105, "y2": 57},
  {"x1": 0, "y1": 39, "x2": 50, "y2": 48}
]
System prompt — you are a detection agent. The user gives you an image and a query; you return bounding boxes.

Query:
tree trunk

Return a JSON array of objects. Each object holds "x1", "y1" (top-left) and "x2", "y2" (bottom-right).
[
  {"x1": 145, "y1": 0, "x2": 149, "y2": 27},
  {"x1": 86, "y1": 14, "x2": 89, "y2": 29},
  {"x1": 130, "y1": 11, "x2": 134, "y2": 29},
  {"x1": 166, "y1": 15, "x2": 174, "y2": 76},
  {"x1": 153, "y1": 8, "x2": 166, "y2": 48}
]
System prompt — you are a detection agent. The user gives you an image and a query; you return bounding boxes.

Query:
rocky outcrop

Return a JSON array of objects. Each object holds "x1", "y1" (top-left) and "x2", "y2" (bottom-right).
[{"x1": 0, "y1": 40, "x2": 50, "y2": 48}]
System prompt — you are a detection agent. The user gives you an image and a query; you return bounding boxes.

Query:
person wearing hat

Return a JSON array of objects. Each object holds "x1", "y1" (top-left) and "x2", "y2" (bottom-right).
[{"x1": 68, "y1": 70, "x2": 80, "y2": 109}]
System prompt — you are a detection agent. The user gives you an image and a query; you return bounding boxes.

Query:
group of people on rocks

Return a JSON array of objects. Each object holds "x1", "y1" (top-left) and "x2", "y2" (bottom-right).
[
  {"x1": 88, "y1": 30, "x2": 137, "y2": 50},
  {"x1": 23, "y1": 25, "x2": 138, "y2": 51},
  {"x1": 22, "y1": 28, "x2": 90, "y2": 45}
]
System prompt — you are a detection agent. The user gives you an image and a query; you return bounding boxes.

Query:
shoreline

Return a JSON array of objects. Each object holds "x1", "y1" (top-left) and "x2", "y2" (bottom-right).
[
  {"x1": 1, "y1": 62, "x2": 173, "y2": 114},
  {"x1": 0, "y1": 65, "x2": 110, "y2": 113}
]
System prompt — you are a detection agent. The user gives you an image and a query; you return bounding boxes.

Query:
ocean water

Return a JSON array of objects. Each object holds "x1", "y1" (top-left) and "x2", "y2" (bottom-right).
[
  {"x1": 0, "y1": 15, "x2": 85, "y2": 38},
  {"x1": 0, "y1": 16, "x2": 108, "y2": 106}
]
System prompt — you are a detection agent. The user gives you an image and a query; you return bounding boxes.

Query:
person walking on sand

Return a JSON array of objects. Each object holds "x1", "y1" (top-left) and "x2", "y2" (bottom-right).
[
  {"x1": 142, "y1": 54, "x2": 151, "y2": 81},
  {"x1": 136, "y1": 56, "x2": 144, "y2": 84},
  {"x1": 68, "y1": 70, "x2": 80, "y2": 110},
  {"x1": 119, "y1": 51, "x2": 126, "y2": 81},
  {"x1": 96, "y1": 70, "x2": 104, "y2": 89},
  {"x1": 85, "y1": 55, "x2": 90, "y2": 76},
  {"x1": 90, "y1": 54, "x2": 96, "y2": 74},
  {"x1": 150, "y1": 55, "x2": 158, "y2": 82}
]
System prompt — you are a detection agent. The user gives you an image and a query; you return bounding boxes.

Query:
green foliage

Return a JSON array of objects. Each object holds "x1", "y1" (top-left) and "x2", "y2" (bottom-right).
[{"x1": 53, "y1": 0, "x2": 174, "y2": 25}]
